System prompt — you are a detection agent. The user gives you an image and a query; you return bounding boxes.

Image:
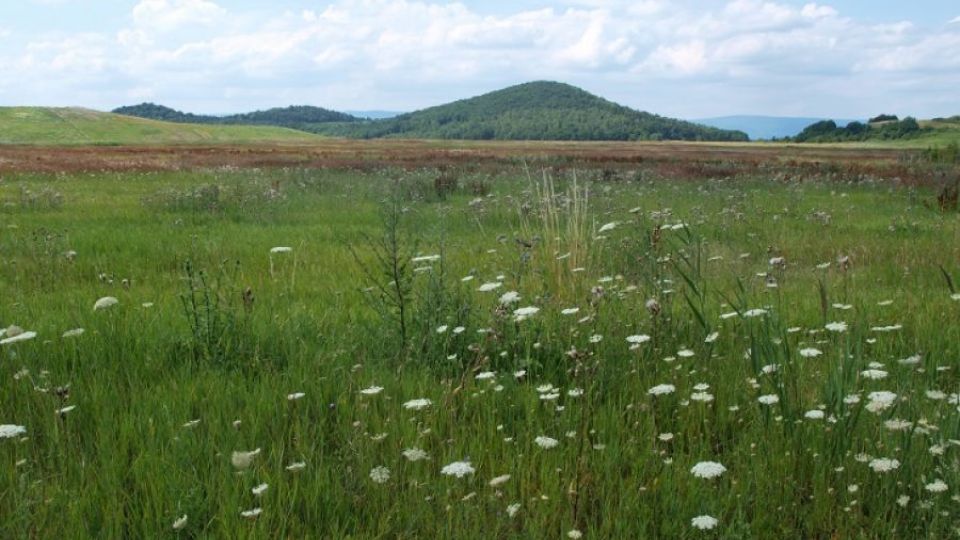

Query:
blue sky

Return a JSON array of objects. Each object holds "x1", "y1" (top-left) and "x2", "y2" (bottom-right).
[{"x1": 1, "y1": 1, "x2": 958, "y2": 118}]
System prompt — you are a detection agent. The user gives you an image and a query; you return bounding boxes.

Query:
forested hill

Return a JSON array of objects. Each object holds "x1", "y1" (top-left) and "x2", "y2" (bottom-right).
[
  {"x1": 113, "y1": 103, "x2": 359, "y2": 130},
  {"x1": 318, "y1": 82, "x2": 748, "y2": 141}
]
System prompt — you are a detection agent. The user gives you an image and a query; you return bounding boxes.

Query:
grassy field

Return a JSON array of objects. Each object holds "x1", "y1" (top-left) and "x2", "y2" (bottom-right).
[
  {"x1": 0, "y1": 108, "x2": 322, "y2": 145},
  {"x1": 2, "y1": 152, "x2": 960, "y2": 537}
]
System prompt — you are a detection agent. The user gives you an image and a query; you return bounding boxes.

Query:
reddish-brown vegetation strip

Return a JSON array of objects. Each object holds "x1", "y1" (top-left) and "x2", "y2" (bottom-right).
[{"x1": 0, "y1": 139, "x2": 928, "y2": 184}]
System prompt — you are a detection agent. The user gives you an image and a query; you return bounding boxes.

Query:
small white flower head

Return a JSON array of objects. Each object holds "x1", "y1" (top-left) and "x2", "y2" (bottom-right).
[
  {"x1": 441, "y1": 460, "x2": 475, "y2": 478},
  {"x1": 799, "y1": 348, "x2": 822, "y2": 358},
  {"x1": 743, "y1": 308, "x2": 768, "y2": 318},
  {"x1": 704, "y1": 332, "x2": 719, "y2": 343},
  {"x1": 285, "y1": 461, "x2": 307, "y2": 472},
  {"x1": 93, "y1": 296, "x2": 119, "y2": 311},
  {"x1": 648, "y1": 384, "x2": 676, "y2": 396},
  {"x1": 868, "y1": 457, "x2": 900, "y2": 473},
  {"x1": 240, "y1": 508, "x2": 262, "y2": 519},
  {"x1": 506, "y1": 503, "x2": 521, "y2": 518},
  {"x1": 925, "y1": 479, "x2": 948, "y2": 493},
  {"x1": 626, "y1": 334, "x2": 651, "y2": 344},
  {"x1": 360, "y1": 385, "x2": 384, "y2": 395},
  {"x1": 0, "y1": 330, "x2": 37, "y2": 345},
  {"x1": 567, "y1": 529, "x2": 584, "y2": 539},
  {"x1": 402, "y1": 448, "x2": 427, "y2": 462},
  {"x1": 252, "y1": 483, "x2": 269, "y2": 496},
  {"x1": 62, "y1": 328, "x2": 85, "y2": 338},
  {"x1": 489, "y1": 474, "x2": 511, "y2": 487},
  {"x1": 677, "y1": 349, "x2": 695, "y2": 358},
  {"x1": 825, "y1": 321, "x2": 847, "y2": 333},
  {"x1": 369, "y1": 466, "x2": 391, "y2": 484},
  {"x1": 535, "y1": 435, "x2": 560, "y2": 449},
  {"x1": 757, "y1": 394, "x2": 780, "y2": 405},
  {"x1": 691, "y1": 515, "x2": 719, "y2": 530},
  {"x1": 690, "y1": 392, "x2": 714, "y2": 402},
  {"x1": 231, "y1": 448, "x2": 261, "y2": 470},
  {"x1": 658, "y1": 432, "x2": 674, "y2": 442},
  {"x1": 478, "y1": 282, "x2": 502, "y2": 292},
  {"x1": 475, "y1": 371, "x2": 496, "y2": 381},
  {"x1": 172, "y1": 515, "x2": 188, "y2": 530},
  {"x1": 561, "y1": 307, "x2": 580, "y2": 315},
  {"x1": 865, "y1": 391, "x2": 896, "y2": 413},
  {"x1": 499, "y1": 291, "x2": 521, "y2": 305},
  {"x1": 690, "y1": 461, "x2": 726, "y2": 479},
  {"x1": 860, "y1": 369, "x2": 888, "y2": 380},
  {"x1": 598, "y1": 221, "x2": 618, "y2": 233},
  {"x1": 403, "y1": 398, "x2": 432, "y2": 411},
  {"x1": 436, "y1": 325, "x2": 448, "y2": 334},
  {"x1": 513, "y1": 306, "x2": 540, "y2": 321},
  {"x1": 804, "y1": 410, "x2": 825, "y2": 420},
  {"x1": 287, "y1": 392, "x2": 305, "y2": 401},
  {"x1": 270, "y1": 246, "x2": 292, "y2": 254},
  {"x1": 0, "y1": 424, "x2": 27, "y2": 439}
]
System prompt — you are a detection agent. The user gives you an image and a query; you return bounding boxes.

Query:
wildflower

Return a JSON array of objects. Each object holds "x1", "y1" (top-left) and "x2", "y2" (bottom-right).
[
  {"x1": 567, "y1": 530, "x2": 584, "y2": 539},
  {"x1": 56, "y1": 405, "x2": 76, "y2": 416},
  {"x1": 626, "y1": 334, "x2": 651, "y2": 344},
  {"x1": 598, "y1": 221, "x2": 618, "y2": 233},
  {"x1": 645, "y1": 298, "x2": 661, "y2": 315},
  {"x1": 231, "y1": 448, "x2": 261, "y2": 470},
  {"x1": 62, "y1": 328, "x2": 85, "y2": 338},
  {"x1": 441, "y1": 460, "x2": 475, "y2": 478},
  {"x1": 825, "y1": 321, "x2": 847, "y2": 333},
  {"x1": 865, "y1": 391, "x2": 896, "y2": 413},
  {"x1": 270, "y1": 246, "x2": 292, "y2": 253},
  {"x1": 690, "y1": 461, "x2": 726, "y2": 479},
  {"x1": 489, "y1": 474, "x2": 511, "y2": 487},
  {"x1": 804, "y1": 410, "x2": 825, "y2": 420},
  {"x1": 453, "y1": 326, "x2": 465, "y2": 334},
  {"x1": 287, "y1": 392, "x2": 305, "y2": 401},
  {"x1": 561, "y1": 307, "x2": 580, "y2": 315},
  {"x1": 658, "y1": 432, "x2": 674, "y2": 442},
  {"x1": 172, "y1": 515, "x2": 188, "y2": 530},
  {"x1": 705, "y1": 332, "x2": 719, "y2": 343},
  {"x1": 240, "y1": 508, "x2": 262, "y2": 519},
  {"x1": 93, "y1": 296, "x2": 119, "y2": 311},
  {"x1": 677, "y1": 349, "x2": 695, "y2": 358},
  {"x1": 757, "y1": 394, "x2": 780, "y2": 405},
  {"x1": 743, "y1": 308, "x2": 768, "y2": 318},
  {"x1": 0, "y1": 424, "x2": 26, "y2": 439},
  {"x1": 369, "y1": 466, "x2": 391, "y2": 484},
  {"x1": 285, "y1": 461, "x2": 306, "y2": 472},
  {"x1": 535, "y1": 436, "x2": 560, "y2": 449},
  {"x1": 411, "y1": 254, "x2": 440, "y2": 262},
  {"x1": 690, "y1": 392, "x2": 714, "y2": 402},
  {"x1": 476, "y1": 371, "x2": 496, "y2": 381},
  {"x1": 251, "y1": 483, "x2": 268, "y2": 496},
  {"x1": 478, "y1": 282, "x2": 502, "y2": 292},
  {"x1": 182, "y1": 419, "x2": 200, "y2": 429},
  {"x1": 436, "y1": 325, "x2": 448, "y2": 334},
  {"x1": 499, "y1": 291, "x2": 521, "y2": 305},
  {"x1": 360, "y1": 386, "x2": 384, "y2": 395},
  {"x1": 925, "y1": 480, "x2": 948, "y2": 493},
  {"x1": 799, "y1": 348, "x2": 822, "y2": 358},
  {"x1": 860, "y1": 369, "x2": 887, "y2": 380},
  {"x1": 897, "y1": 495, "x2": 910, "y2": 507},
  {"x1": 513, "y1": 306, "x2": 539, "y2": 321},
  {"x1": 648, "y1": 384, "x2": 676, "y2": 396},
  {"x1": 403, "y1": 398, "x2": 432, "y2": 411},
  {"x1": 506, "y1": 503, "x2": 521, "y2": 517},
  {"x1": 0, "y1": 330, "x2": 37, "y2": 345},
  {"x1": 867, "y1": 457, "x2": 900, "y2": 473},
  {"x1": 691, "y1": 515, "x2": 718, "y2": 530}
]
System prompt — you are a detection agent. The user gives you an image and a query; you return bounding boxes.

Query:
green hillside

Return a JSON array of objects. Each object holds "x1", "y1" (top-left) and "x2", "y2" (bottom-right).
[
  {"x1": 113, "y1": 103, "x2": 358, "y2": 132},
  {"x1": 315, "y1": 81, "x2": 749, "y2": 142},
  {"x1": 0, "y1": 107, "x2": 323, "y2": 145}
]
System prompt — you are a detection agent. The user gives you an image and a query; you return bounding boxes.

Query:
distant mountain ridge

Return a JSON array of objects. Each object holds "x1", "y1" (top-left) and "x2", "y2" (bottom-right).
[
  {"x1": 318, "y1": 82, "x2": 748, "y2": 141},
  {"x1": 694, "y1": 115, "x2": 861, "y2": 140},
  {"x1": 113, "y1": 103, "x2": 359, "y2": 132},
  {"x1": 115, "y1": 82, "x2": 748, "y2": 142}
]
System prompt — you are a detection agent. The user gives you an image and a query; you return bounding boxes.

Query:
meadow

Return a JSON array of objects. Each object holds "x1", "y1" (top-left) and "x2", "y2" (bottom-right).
[{"x1": 2, "y1": 147, "x2": 960, "y2": 538}]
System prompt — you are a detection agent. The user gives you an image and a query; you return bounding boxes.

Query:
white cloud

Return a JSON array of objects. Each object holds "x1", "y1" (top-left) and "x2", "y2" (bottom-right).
[
  {"x1": 1, "y1": 0, "x2": 959, "y2": 117},
  {"x1": 950, "y1": 16, "x2": 960, "y2": 24},
  {"x1": 132, "y1": 0, "x2": 226, "y2": 32}
]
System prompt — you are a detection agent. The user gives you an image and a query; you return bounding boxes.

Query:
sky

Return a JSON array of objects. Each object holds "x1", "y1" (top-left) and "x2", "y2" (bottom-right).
[{"x1": 0, "y1": 0, "x2": 958, "y2": 118}]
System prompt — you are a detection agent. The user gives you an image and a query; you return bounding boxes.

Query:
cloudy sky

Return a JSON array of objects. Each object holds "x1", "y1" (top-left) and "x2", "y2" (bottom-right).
[{"x1": 1, "y1": 0, "x2": 958, "y2": 118}]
